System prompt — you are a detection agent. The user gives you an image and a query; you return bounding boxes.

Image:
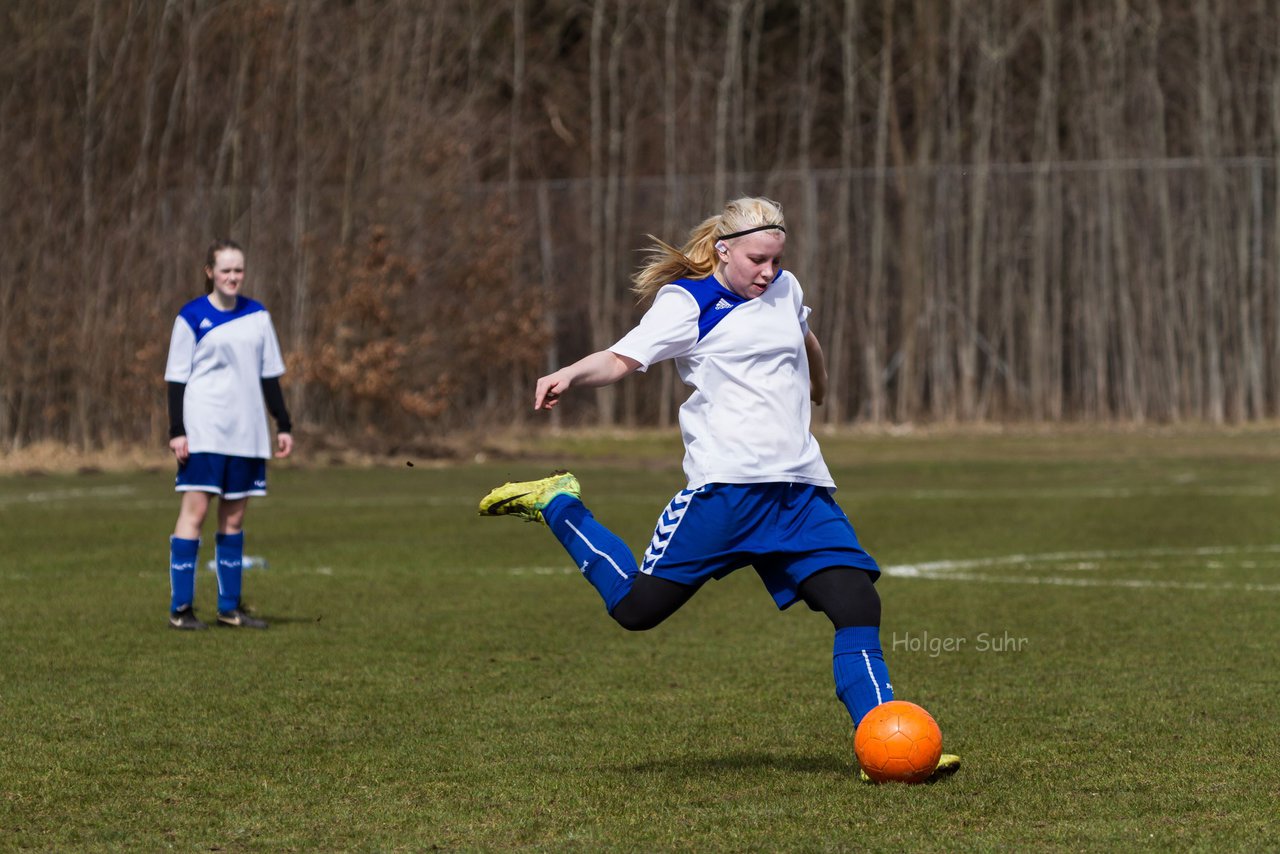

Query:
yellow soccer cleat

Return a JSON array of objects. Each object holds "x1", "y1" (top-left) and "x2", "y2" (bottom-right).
[
  {"x1": 931, "y1": 753, "x2": 961, "y2": 780},
  {"x1": 477, "y1": 471, "x2": 581, "y2": 525},
  {"x1": 859, "y1": 753, "x2": 962, "y2": 785}
]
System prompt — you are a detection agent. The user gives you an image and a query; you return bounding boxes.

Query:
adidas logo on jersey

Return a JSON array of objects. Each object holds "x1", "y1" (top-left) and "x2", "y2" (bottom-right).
[
  {"x1": 714, "y1": 298, "x2": 732, "y2": 310},
  {"x1": 198, "y1": 318, "x2": 213, "y2": 330}
]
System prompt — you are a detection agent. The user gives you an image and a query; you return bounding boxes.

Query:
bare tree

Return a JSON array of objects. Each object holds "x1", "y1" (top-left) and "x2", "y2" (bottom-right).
[
  {"x1": 1195, "y1": 0, "x2": 1227, "y2": 423},
  {"x1": 825, "y1": 0, "x2": 861, "y2": 426},
  {"x1": 713, "y1": 0, "x2": 745, "y2": 204}
]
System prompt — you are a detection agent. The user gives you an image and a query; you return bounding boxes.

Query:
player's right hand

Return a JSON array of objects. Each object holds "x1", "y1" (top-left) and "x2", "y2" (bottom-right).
[
  {"x1": 169, "y1": 435, "x2": 189, "y2": 464},
  {"x1": 534, "y1": 374, "x2": 570, "y2": 410}
]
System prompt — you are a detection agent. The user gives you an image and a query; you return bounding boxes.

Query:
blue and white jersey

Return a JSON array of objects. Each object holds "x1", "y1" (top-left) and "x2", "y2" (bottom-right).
[
  {"x1": 164, "y1": 295, "x2": 286, "y2": 459},
  {"x1": 609, "y1": 271, "x2": 834, "y2": 490}
]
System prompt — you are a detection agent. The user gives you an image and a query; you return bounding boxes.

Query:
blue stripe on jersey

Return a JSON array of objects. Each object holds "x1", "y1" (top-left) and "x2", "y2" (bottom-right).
[
  {"x1": 670, "y1": 277, "x2": 747, "y2": 341},
  {"x1": 178, "y1": 296, "x2": 266, "y2": 344},
  {"x1": 670, "y1": 271, "x2": 787, "y2": 342}
]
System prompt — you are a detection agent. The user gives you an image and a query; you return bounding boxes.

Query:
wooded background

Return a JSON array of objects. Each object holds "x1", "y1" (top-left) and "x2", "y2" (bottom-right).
[{"x1": 4, "y1": 0, "x2": 1280, "y2": 452}]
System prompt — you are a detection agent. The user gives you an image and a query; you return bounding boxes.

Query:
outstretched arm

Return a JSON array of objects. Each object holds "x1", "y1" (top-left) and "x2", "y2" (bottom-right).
[
  {"x1": 535, "y1": 350, "x2": 642, "y2": 410},
  {"x1": 805, "y1": 330, "x2": 828, "y2": 406}
]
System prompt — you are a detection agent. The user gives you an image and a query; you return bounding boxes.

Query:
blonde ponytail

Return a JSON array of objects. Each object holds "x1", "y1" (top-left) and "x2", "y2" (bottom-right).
[{"x1": 630, "y1": 197, "x2": 786, "y2": 302}]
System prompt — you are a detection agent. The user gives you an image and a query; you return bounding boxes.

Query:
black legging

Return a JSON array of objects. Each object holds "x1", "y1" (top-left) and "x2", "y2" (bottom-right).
[
  {"x1": 609, "y1": 566, "x2": 881, "y2": 632},
  {"x1": 610, "y1": 574, "x2": 698, "y2": 631}
]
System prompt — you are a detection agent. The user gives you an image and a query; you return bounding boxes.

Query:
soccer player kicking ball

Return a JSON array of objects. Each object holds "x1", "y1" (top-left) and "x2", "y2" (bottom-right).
[{"x1": 479, "y1": 197, "x2": 958, "y2": 782}]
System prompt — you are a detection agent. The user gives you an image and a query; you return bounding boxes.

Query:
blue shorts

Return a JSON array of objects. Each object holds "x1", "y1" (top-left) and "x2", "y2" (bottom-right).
[
  {"x1": 175, "y1": 453, "x2": 267, "y2": 499},
  {"x1": 640, "y1": 482, "x2": 880, "y2": 609}
]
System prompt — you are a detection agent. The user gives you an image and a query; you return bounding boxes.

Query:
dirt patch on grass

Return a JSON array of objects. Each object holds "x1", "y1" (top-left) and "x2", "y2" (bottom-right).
[{"x1": 0, "y1": 441, "x2": 169, "y2": 476}]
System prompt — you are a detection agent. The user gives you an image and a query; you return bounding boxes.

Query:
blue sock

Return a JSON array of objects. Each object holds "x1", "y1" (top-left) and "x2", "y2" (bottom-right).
[
  {"x1": 215, "y1": 531, "x2": 244, "y2": 613},
  {"x1": 833, "y1": 625, "x2": 895, "y2": 728},
  {"x1": 541, "y1": 494, "x2": 637, "y2": 612},
  {"x1": 169, "y1": 536, "x2": 200, "y2": 613}
]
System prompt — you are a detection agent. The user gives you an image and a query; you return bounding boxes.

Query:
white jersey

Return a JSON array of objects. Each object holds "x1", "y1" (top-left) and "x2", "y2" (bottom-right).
[
  {"x1": 609, "y1": 270, "x2": 834, "y2": 490},
  {"x1": 164, "y1": 295, "x2": 286, "y2": 459}
]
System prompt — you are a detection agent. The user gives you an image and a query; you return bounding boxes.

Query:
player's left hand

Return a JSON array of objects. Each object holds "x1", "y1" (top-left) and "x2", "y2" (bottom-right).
[{"x1": 276, "y1": 432, "x2": 294, "y2": 458}]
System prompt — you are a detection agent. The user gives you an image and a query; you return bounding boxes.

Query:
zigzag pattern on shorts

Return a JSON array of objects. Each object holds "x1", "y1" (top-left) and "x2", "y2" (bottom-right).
[{"x1": 641, "y1": 487, "x2": 700, "y2": 574}]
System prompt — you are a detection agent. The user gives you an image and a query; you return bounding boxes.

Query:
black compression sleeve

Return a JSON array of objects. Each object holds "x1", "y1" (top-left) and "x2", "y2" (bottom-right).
[
  {"x1": 167, "y1": 382, "x2": 186, "y2": 439},
  {"x1": 261, "y1": 377, "x2": 292, "y2": 433},
  {"x1": 609, "y1": 574, "x2": 698, "y2": 631},
  {"x1": 797, "y1": 567, "x2": 882, "y2": 629}
]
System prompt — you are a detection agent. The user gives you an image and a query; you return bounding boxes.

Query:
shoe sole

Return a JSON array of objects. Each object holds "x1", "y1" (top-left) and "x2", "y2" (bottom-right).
[{"x1": 479, "y1": 491, "x2": 532, "y2": 515}]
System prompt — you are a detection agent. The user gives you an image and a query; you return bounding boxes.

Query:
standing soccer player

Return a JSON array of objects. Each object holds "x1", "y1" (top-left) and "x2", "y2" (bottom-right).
[
  {"x1": 164, "y1": 239, "x2": 293, "y2": 630},
  {"x1": 479, "y1": 197, "x2": 957, "y2": 779}
]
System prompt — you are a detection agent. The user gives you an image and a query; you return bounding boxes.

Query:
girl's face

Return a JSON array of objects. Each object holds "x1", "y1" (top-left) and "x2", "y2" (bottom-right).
[
  {"x1": 716, "y1": 230, "x2": 785, "y2": 299},
  {"x1": 206, "y1": 249, "x2": 245, "y2": 303}
]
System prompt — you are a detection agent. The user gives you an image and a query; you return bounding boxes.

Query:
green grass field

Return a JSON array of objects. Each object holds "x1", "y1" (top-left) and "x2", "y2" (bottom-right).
[{"x1": 2, "y1": 429, "x2": 1278, "y2": 851}]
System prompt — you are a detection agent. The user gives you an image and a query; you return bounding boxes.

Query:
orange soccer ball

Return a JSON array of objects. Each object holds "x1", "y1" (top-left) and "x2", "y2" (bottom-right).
[{"x1": 854, "y1": 700, "x2": 944, "y2": 784}]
